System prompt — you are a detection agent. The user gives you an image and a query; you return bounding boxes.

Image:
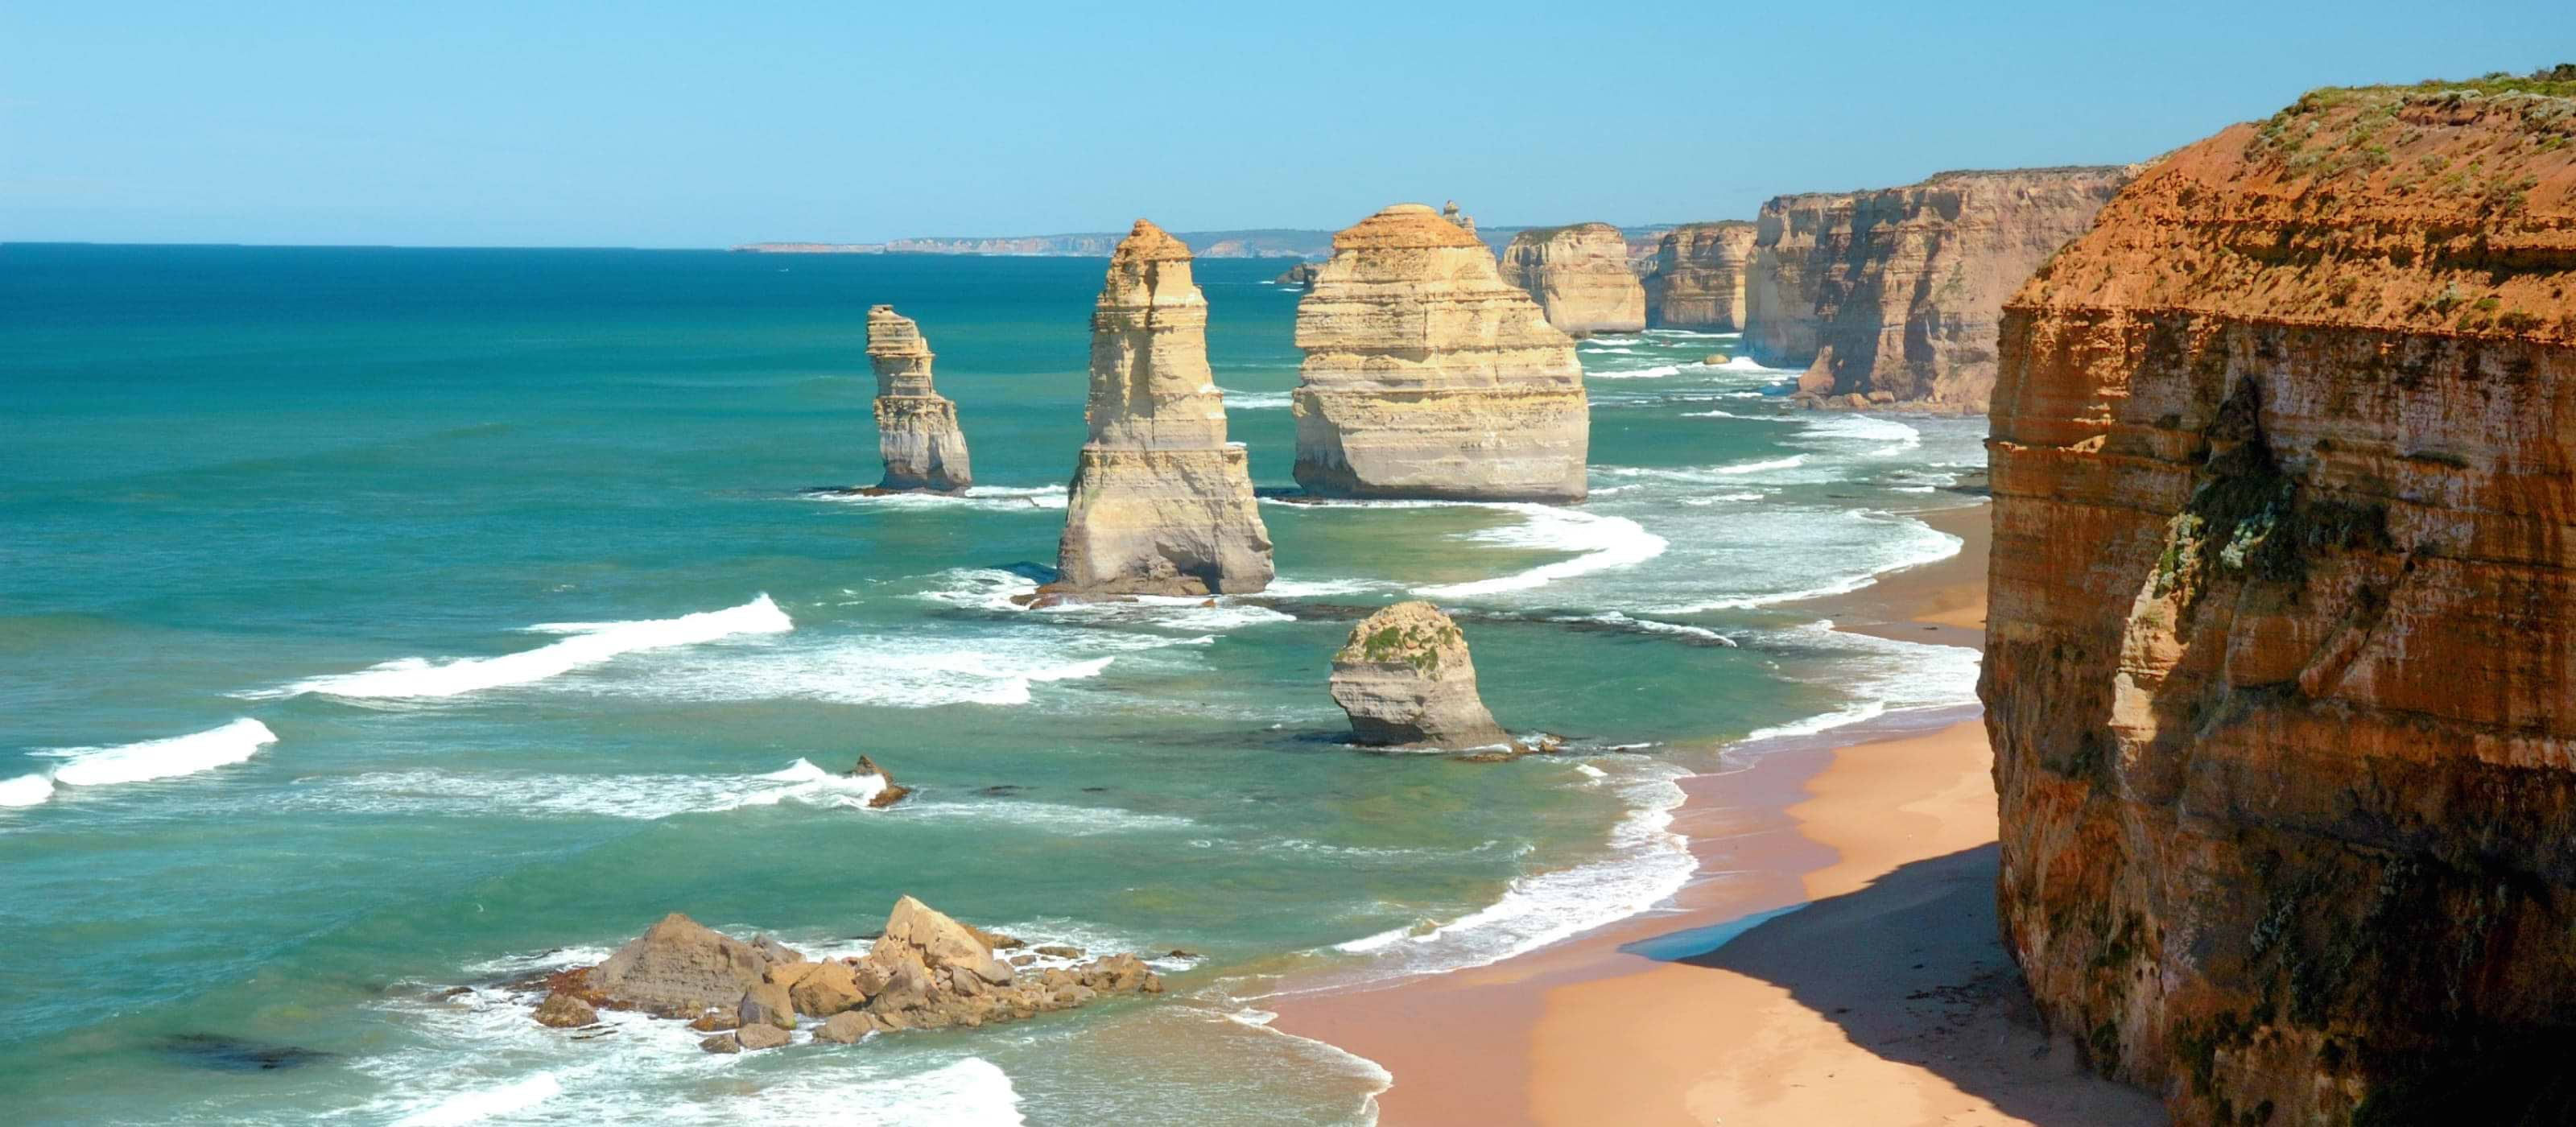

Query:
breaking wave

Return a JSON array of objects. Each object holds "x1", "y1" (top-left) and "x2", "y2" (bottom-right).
[{"x1": 252, "y1": 597, "x2": 792, "y2": 701}]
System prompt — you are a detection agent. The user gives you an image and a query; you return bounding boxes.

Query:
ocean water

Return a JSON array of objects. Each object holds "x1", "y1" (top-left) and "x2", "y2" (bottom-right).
[{"x1": 0, "y1": 246, "x2": 1986, "y2": 1125}]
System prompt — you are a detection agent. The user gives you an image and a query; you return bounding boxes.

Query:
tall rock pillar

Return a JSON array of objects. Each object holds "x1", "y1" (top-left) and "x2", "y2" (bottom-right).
[{"x1": 865, "y1": 305, "x2": 972, "y2": 492}]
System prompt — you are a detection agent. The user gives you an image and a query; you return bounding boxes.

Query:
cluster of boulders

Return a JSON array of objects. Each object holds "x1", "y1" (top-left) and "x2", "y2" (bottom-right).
[{"x1": 526, "y1": 895, "x2": 1164, "y2": 1052}]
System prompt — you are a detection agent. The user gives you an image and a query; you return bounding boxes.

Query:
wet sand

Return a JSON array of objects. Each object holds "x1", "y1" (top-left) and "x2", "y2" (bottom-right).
[{"x1": 1271, "y1": 505, "x2": 2166, "y2": 1126}]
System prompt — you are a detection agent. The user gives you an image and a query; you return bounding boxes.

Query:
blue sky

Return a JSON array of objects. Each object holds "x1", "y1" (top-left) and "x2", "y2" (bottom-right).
[{"x1": 3, "y1": 1, "x2": 2569, "y2": 246}]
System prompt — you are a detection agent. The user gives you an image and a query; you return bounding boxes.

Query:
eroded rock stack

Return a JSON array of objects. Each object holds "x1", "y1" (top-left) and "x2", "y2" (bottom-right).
[
  {"x1": 1291, "y1": 204, "x2": 1587, "y2": 502},
  {"x1": 1057, "y1": 221, "x2": 1274, "y2": 595},
  {"x1": 1496, "y1": 222, "x2": 1649, "y2": 336},
  {"x1": 865, "y1": 305, "x2": 972, "y2": 492},
  {"x1": 1329, "y1": 601, "x2": 1509, "y2": 749},
  {"x1": 531, "y1": 898, "x2": 1166, "y2": 1051},
  {"x1": 1641, "y1": 221, "x2": 1757, "y2": 331},
  {"x1": 1746, "y1": 166, "x2": 2133, "y2": 410},
  {"x1": 1984, "y1": 75, "x2": 2576, "y2": 1125}
]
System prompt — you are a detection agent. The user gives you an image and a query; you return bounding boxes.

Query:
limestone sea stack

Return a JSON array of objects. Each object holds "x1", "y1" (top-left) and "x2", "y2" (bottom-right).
[
  {"x1": 1745, "y1": 166, "x2": 2134, "y2": 410},
  {"x1": 1291, "y1": 204, "x2": 1587, "y2": 502},
  {"x1": 865, "y1": 305, "x2": 972, "y2": 491},
  {"x1": 1641, "y1": 221, "x2": 1757, "y2": 331},
  {"x1": 1329, "y1": 601, "x2": 1509, "y2": 749},
  {"x1": 1984, "y1": 72, "x2": 2576, "y2": 1125},
  {"x1": 1056, "y1": 221, "x2": 1274, "y2": 595},
  {"x1": 1496, "y1": 222, "x2": 1649, "y2": 336}
]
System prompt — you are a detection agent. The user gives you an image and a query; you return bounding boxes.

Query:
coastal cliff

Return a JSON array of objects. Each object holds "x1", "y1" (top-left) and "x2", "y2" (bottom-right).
[
  {"x1": 1291, "y1": 204, "x2": 1588, "y2": 502},
  {"x1": 1748, "y1": 166, "x2": 2133, "y2": 409},
  {"x1": 1983, "y1": 72, "x2": 2576, "y2": 1125},
  {"x1": 865, "y1": 306, "x2": 972, "y2": 491},
  {"x1": 1496, "y1": 222, "x2": 1649, "y2": 336},
  {"x1": 1641, "y1": 221, "x2": 1757, "y2": 331},
  {"x1": 1057, "y1": 221, "x2": 1274, "y2": 595}
]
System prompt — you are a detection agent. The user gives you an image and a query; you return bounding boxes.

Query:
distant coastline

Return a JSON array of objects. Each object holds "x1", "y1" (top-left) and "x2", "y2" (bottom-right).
[{"x1": 733, "y1": 221, "x2": 1676, "y2": 261}]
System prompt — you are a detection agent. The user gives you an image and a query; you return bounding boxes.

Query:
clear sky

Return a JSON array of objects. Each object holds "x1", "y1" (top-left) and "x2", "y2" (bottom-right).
[{"x1": 4, "y1": 1, "x2": 2570, "y2": 247}]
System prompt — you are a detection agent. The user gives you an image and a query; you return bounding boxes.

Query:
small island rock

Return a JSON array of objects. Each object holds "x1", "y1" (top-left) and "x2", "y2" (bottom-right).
[{"x1": 1328, "y1": 601, "x2": 1510, "y2": 749}]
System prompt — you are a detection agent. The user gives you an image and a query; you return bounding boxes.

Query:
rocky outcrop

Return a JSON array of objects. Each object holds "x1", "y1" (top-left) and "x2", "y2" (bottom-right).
[
  {"x1": 1329, "y1": 602, "x2": 1509, "y2": 749},
  {"x1": 1291, "y1": 204, "x2": 1588, "y2": 502},
  {"x1": 1496, "y1": 223, "x2": 1649, "y2": 336},
  {"x1": 1057, "y1": 221, "x2": 1274, "y2": 595},
  {"x1": 535, "y1": 897, "x2": 1169, "y2": 1054},
  {"x1": 586, "y1": 912, "x2": 772, "y2": 1017},
  {"x1": 1274, "y1": 261, "x2": 1323, "y2": 288},
  {"x1": 850, "y1": 755, "x2": 909, "y2": 809},
  {"x1": 1747, "y1": 166, "x2": 2134, "y2": 410},
  {"x1": 1642, "y1": 221, "x2": 1757, "y2": 331},
  {"x1": 865, "y1": 305, "x2": 972, "y2": 492},
  {"x1": 1984, "y1": 73, "x2": 2576, "y2": 1125}
]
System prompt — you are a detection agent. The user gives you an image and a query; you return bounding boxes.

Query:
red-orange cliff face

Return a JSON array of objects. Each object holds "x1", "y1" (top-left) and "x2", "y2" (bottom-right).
[{"x1": 1984, "y1": 72, "x2": 2576, "y2": 1125}]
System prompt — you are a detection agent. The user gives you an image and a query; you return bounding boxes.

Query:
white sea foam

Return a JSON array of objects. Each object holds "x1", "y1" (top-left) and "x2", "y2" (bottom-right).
[
  {"x1": 1745, "y1": 700, "x2": 1890, "y2": 741},
  {"x1": 305, "y1": 758, "x2": 897, "y2": 821},
  {"x1": 811, "y1": 484, "x2": 1070, "y2": 511},
  {"x1": 1555, "y1": 611, "x2": 1737, "y2": 646},
  {"x1": 390, "y1": 1073, "x2": 561, "y2": 1125},
  {"x1": 1715, "y1": 454, "x2": 1807, "y2": 474},
  {"x1": 918, "y1": 568, "x2": 1295, "y2": 632},
  {"x1": 35, "y1": 718, "x2": 278, "y2": 789},
  {"x1": 1292, "y1": 759, "x2": 1695, "y2": 984},
  {"x1": 1411, "y1": 504, "x2": 1667, "y2": 599},
  {"x1": 1711, "y1": 355, "x2": 1794, "y2": 373},
  {"x1": 1641, "y1": 328, "x2": 1740, "y2": 339},
  {"x1": 1215, "y1": 388, "x2": 1294, "y2": 410},
  {"x1": 1582, "y1": 335, "x2": 1645, "y2": 346},
  {"x1": 1587, "y1": 363, "x2": 1687, "y2": 380},
  {"x1": 254, "y1": 597, "x2": 792, "y2": 700},
  {"x1": 1259, "y1": 576, "x2": 1390, "y2": 598},
  {"x1": 1666, "y1": 514, "x2": 1962, "y2": 613},
  {"x1": 1678, "y1": 491, "x2": 1766, "y2": 506},
  {"x1": 1742, "y1": 620, "x2": 1984, "y2": 743},
  {"x1": 0, "y1": 773, "x2": 57, "y2": 807},
  {"x1": 605, "y1": 629, "x2": 1152, "y2": 709}
]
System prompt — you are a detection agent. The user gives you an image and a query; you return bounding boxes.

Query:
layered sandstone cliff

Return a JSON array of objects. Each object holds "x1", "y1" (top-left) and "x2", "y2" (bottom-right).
[
  {"x1": 1330, "y1": 601, "x2": 1509, "y2": 749},
  {"x1": 1747, "y1": 166, "x2": 2133, "y2": 409},
  {"x1": 1057, "y1": 221, "x2": 1274, "y2": 595},
  {"x1": 1984, "y1": 74, "x2": 2576, "y2": 1125},
  {"x1": 1291, "y1": 204, "x2": 1588, "y2": 502},
  {"x1": 865, "y1": 305, "x2": 972, "y2": 491},
  {"x1": 1642, "y1": 221, "x2": 1757, "y2": 331},
  {"x1": 1496, "y1": 222, "x2": 1649, "y2": 336}
]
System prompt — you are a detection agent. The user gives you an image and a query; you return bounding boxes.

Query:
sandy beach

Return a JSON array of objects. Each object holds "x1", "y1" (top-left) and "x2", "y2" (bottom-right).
[{"x1": 1272, "y1": 504, "x2": 2167, "y2": 1126}]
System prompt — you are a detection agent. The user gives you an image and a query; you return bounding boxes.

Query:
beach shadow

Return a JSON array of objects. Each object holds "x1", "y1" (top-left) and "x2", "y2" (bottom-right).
[{"x1": 1640, "y1": 844, "x2": 2168, "y2": 1125}]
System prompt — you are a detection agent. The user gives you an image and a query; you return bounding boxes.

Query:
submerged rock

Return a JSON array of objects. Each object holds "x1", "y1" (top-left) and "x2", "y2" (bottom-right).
[
  {"x1": 587, "y1": 912, "x2": 775, "y2": 1017},
  {"x1": 1291, "y1": 204, "x2": 1588, "y2": 502},
  {"x1": 1496, "y1": 222, "x2": 1648, "y2": 336},
  {"x1": 865, "y1": 305, "x2": 973, "y2": 492},
  {"x1": 1057, "y1": 220, "x2": 1274, "y2": 596},
  {"x1": 1328, "y1": 601, "x2": 1509, "y2": 749}
]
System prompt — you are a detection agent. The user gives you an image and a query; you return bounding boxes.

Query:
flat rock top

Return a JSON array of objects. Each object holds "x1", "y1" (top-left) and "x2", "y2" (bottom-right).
[
  {"x1": 1333, "y1": 204, "x2": 1484, "y2": 252},
  {"x1": 2012, "y1": 80, "x2": 2576, "y2": 341},
  {"x1": 865, "y1": 306, "x2": 931, "y2": 357}
]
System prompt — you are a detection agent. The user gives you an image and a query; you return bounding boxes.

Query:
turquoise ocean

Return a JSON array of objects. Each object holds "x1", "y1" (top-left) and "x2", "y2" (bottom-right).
[{"x1": 0, "y1": 244, "x2": 1984, "y2": 1125}]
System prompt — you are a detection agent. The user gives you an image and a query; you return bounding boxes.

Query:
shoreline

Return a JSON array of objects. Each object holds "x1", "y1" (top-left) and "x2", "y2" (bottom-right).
[{"x1": 1270, "y1": 504, "x2": 2165, "y2": 1125}]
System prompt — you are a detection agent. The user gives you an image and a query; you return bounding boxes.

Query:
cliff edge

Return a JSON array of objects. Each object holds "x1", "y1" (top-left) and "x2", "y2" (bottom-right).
[
  {"x1": 1984, "y1": 69, "x2": 2576, "y2": 1125},
  {"x1": 1748, "y1": 166, "x2": 2134, "y2": 410}
]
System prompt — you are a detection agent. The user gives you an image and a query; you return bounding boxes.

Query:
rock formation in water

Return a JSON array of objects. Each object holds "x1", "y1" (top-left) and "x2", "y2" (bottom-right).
[
  {"x1": 1641, "y1": 221, "x2": 1757, "y2": 331},
  {"x1": 1291, "y1": 204, "x2": 1588, "y2": 502},
  {"x1": 1329, "y1": 601, "x2": 1509, "y2": 749},
  {"x1": 1496, "y1": 222, "x2": 1649, "y2": 336},
  {"x1": 1745, "y1": 166, "x2": 2133, "y2": 410},
  {"x1": 865, "y1": 305, "x2": 972, "y2": 491},
  {"x1": 1274, "y1": 261, "x2": 1323, "y2": 288},
  {"x1": 1984, "y1": 72, "x2": 2576, "y2": 1125},
  {"x1": 530, "y1": 898, "x2": 1166, "y2": 1052},
  {"x1": 1057, "y1": 220, "x2": 1274, "y2": 595}
]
